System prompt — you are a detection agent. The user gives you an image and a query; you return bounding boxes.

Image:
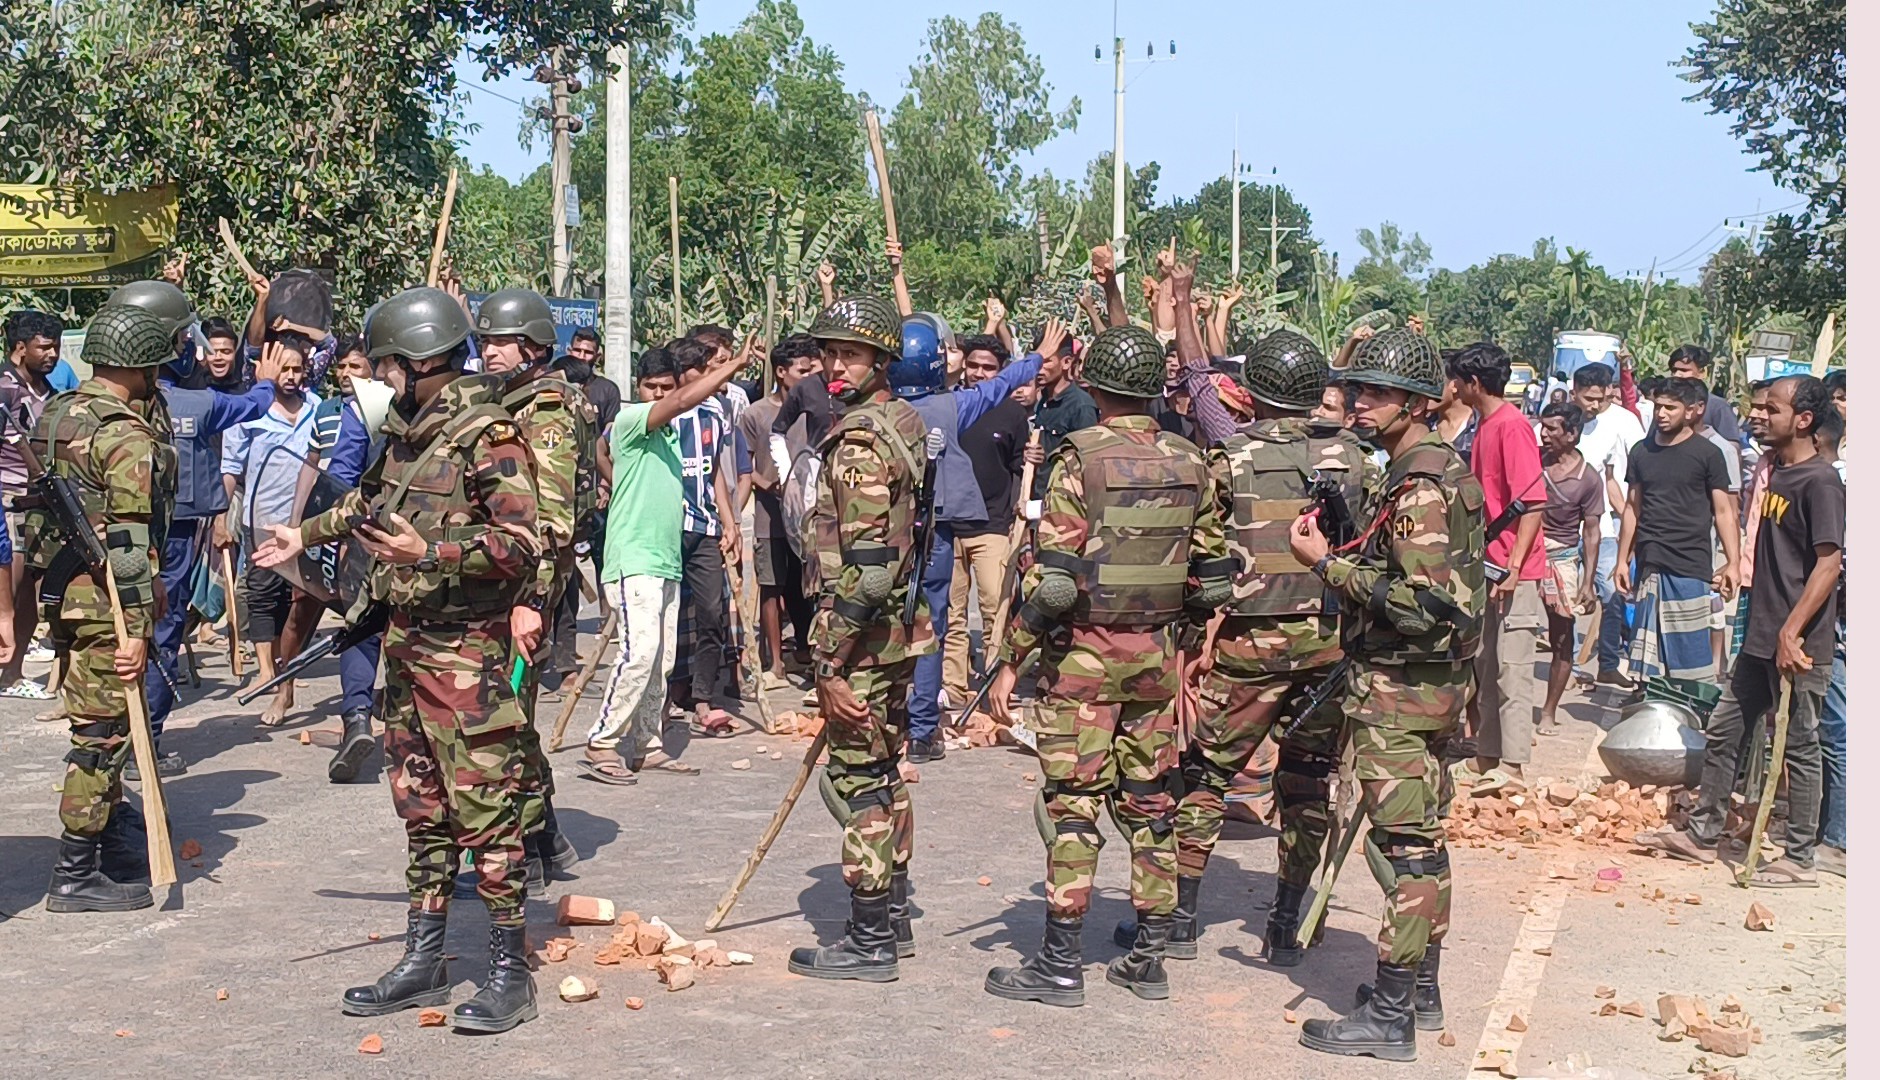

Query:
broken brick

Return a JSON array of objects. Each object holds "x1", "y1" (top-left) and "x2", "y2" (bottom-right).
[
  {"x1": 624, "y1": 997, "x2": 645, "y2": 1011},
  {"x1": 593, "y1": 944, "x2": 626, "y2": 966},
  {"x1": 726, "y1": 951, "x2": 754, "y2": 965},
  {"x1": 1695, "y1": 1025, "x2": 1751, "y2": 1057},
  {"x1": 542, "y1": 937, "x2": 578, "y2": 963},
  {"x1": 1744, "y1": 902, "x2": 1776, "y2": 931},
  {"x1": 615, "y1": 909, "x2": 641, "y2": 927},
  {"x1": 1619, "y1": 1000, "x2": 1647, "y2": 1017},
  {"x1": 178, "y1": 839, "x2": 203, "y2": 860},
  {"x1": 1438, "y1": 1030, "x2": 1456, "y2": 1046},
  {"x1": 1283, "y1": 1009, "x2": 1297, "y2": 1024},
  {"x1": 1505, "y1": 1013, "x2": 1528, "y2": 1032},
  {"x1": 731, "y1": 758, "x2": 752, "y2": 770},
  {"x1": 635, "y1": 923, "x2": 669, "y2": 956},
  {"x1": 418, "y1": 1009, "x2": 447, "y2": 1027},
  {"x1": 298, "y1": 731, "x2": 312, "y2": 745},
  {"x1": 215, "y1": 988, "x2": 228, "y2": 1001},
  {"x1": 357, "y1": 1034, "x2": 383, "y2": 1054},
  {"x1": 658, "y1": 960, "x2": 696, "y2": 992},
  {"x1": 1594, "y1": 985, "x2": 1616, "y2": 999},
  {"x1": 978, "y1": 876, "x2": 992, "y2": 886},
  {"x1": 557, "y1": 976, "x2": 599, "y2": 1002},
  {"x1": 1598, "y1": 1003, "x2": 1618, "y2": 1017},
  {"x1": 1656, "y1": 994, "x2": 1712, "y2": 1031},
  {"x1": 557, "y1": 895, "x2": 616, "y2": 926}
]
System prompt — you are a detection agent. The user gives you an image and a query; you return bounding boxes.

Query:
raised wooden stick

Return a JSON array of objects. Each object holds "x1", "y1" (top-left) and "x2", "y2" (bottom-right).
[
  {"x1": 862, "y1": 107, "x2": 913, "y2": 318},
  {"x1": 704, "y1": 729, "x2": 826, "y2": 932},
  {"x1": 105, "y1": 566, "x2": 177, "y2": 888},
  {"x1": 216, "y1": 217, "x2": 259, "y2": 281},
  {"x1": 547, "y1": 605, "x2": 618, "y2": 754},
  {"x1": 425, "y1": 167, "x2": 459, "y2": 287}
]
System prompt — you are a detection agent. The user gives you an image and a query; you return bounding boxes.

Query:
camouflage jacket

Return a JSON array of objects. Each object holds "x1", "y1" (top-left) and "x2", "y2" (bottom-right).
[
  {"x1": 806, "y1": 389, "x2": 935, "y2": 669},
  {"x1": 1001, "y1": 413, "x2": 1228, "y2": 702},
  {"x1": 503, "y1": 371, "x2": 596, "y2": 597},
  {"x1": 1321, "y1": 430, "x2": 1485, "y2": 665},
  {"x1": 1210, "y1": 417, "x2": 1382, "y2": 676},
  {"x1": 23, "y1": 382, "x2": 176, "y2": 637},
  {"x1": 303, "y1": 375, "x2": 542, "y2": 622}
]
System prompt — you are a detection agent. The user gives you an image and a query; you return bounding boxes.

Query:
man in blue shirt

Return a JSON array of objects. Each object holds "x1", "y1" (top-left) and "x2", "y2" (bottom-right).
[{"x1": 898, "y1": 314, "x2": 1057, "y2": 764}]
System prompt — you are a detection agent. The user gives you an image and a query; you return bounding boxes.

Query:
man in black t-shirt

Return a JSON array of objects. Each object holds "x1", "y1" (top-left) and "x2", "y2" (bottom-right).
[
  {"x1": 1637, "y1": 375, "x2": 1842, "y2": 887},
  {"x1": 1614, "y1": 377, "x2": 1740, "y2": 680}
]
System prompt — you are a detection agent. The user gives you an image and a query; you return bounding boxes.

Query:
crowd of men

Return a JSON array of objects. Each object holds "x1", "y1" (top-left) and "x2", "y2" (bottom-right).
[{"x1": 0, "y1": 236, "x2": 1842, "y2": 1057}]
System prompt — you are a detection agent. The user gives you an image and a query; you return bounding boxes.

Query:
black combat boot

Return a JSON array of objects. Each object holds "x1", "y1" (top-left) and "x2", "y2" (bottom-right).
[
  {"x1": 327, "y1": 708, "x2": 375, "y2": 783},
  {"x1": 536, "y1": 798, "x2": 579, "y2": 876},
  {"x1": 45, "y1": 831, "x2": 154, "y2": 913},
  {"x1": 888, "y1": 869, "x2": 915, "y2": 959},
  {"x1": 1300, "y1": 960, "x2": 1418, "y2": 1062},
  {"x1": 98, "y1": 801, "x2": 150, "y2": 884},
  {"x1": 1113, "y1": 875, "x2": 1201, "y2": 960},
  {"x1": 985, "y1": 915, "x2": 1085, "y2": 1007},
  {"x1": 788, "y1": 888, "x2": 899, "y2": 982},
  {"x1": 341, "y1": 908, "x2": 453, "y2": 1016},
  {"x1": 1262, "y1": 879, "x2": 1309, "y2": 967},
  {"x1": 452, "y1": 923, "x2": 538, "y2": 1033},
  {"x1": 1354, "y1": 941, "x2": 1446, "y2": 1030},
  {"x1": 1105, "y1": 913, "x2": 1172, "y2": 1000}
]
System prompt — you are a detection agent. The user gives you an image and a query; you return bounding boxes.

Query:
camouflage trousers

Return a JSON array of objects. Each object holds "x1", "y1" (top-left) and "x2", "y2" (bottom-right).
[
  {"x1": 825, "y1": 660, "x2": 915, "y2": 893},
  {"x1": 53, "y1": 616, "x2": 132, "y2": 837},
  {"x1": 1177, "y1": 664, "x2": 1345, "y2": 886},
  {"x1": 1344, "y1": 660, "x2": 1469, "y2": 967},
  {"x1": 513, "y1": 574, "x2": 567, "y2": 838},
  {"x1": 379, "y1": 616, "x2": 529, "y2": 925},
  {"x1": 1031, "y1": 692, "x2": 1180, "y2": 919}
]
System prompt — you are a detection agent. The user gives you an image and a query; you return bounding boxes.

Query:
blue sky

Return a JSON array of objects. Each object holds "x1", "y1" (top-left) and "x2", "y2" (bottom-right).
[{"x1": 453, "y1": 0, "x2": 1792, "y2": 281}]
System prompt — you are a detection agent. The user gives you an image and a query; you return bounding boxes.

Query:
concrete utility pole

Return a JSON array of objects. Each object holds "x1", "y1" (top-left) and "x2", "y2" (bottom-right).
[
  {"x1": 1260, "y1": 167, "x2": 1298, "y2": 274},
  {"x1": 604, "y1": 41, "x2": 632, "y2": 366},
  {"x1": 1230, "y1": 136, "x2": 1241, "y2": 279},
  {"x1": 538, "y1": 53, "x2": 584, "y2": 297},
  {"x1": 1096, "y1": 7, "x2": 1174, "y2": 299}
]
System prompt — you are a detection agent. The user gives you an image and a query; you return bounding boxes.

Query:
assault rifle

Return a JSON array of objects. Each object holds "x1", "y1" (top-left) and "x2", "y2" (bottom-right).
[{"x1": 900, "y1": 427, "x2": 945, "y2": 628}]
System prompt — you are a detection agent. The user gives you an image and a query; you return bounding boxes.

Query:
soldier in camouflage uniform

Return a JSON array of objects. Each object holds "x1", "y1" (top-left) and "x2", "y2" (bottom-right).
[
  {"x1": 33, "y1": 304, "x2": 178, "y2": 914},
  {"x1": 787, "y1": 296, "x2": 935, "y2": 984},
  {"x1": 1286, "y1": 326, "x2": 1484, "y2": 1062},
  {"x1": 475, "y1": 287, "x2": 594, "y2": 889},
  {"x1": 256, "y1": 287, "x2": 544, "y2": 1034},
  {"x1": 983, "y1": 325, "x2": 1234, "y2": 1007},
  {"x1": 1111, "y1": 330, "x2": 1379, "y2": 965}
]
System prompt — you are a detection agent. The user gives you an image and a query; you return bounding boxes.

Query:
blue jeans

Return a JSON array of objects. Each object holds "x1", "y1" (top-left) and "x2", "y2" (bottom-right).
[
  {"x1": 340, "y1": 633, "x2": 381, "y2": 716},
  {"x1": 1819, "y1": 640, "x2": 1847, "y2": 849},
  {"x1": 1593, "y1": 536, "x2": 1629, "y2": 672},
  {"x1": 907, "y1": 524, "x2": 955, "y2": 743},
  {"x1": 147, "y1": 520, "x2": 209, "y2": 741}
]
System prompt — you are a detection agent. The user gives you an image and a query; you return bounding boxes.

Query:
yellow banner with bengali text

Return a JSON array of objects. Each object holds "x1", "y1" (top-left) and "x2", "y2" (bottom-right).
[{"x1": 0, "y1": 183, "x2": 178, "y2": 288}]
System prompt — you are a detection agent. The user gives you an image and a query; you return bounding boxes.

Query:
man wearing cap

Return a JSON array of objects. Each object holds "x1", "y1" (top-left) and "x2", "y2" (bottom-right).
[
  {"x1": 255, "y1": 286, "x2": 544, "y2": 1034},
  {"x1": 982, "y1": 324, "x2": 1232, "y2": 1007},
  {"x1": 32, "y1": 303, "x2": 179, "y2": 913},
  {"x1": 1286, "y1": 327, "x2": 1485, "y2": 1062}
]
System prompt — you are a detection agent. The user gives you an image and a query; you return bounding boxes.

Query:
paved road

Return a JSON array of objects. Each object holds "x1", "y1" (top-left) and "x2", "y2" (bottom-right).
[{"x1": 0, "y1": 631, "x2": 1843, "y2": 1078}]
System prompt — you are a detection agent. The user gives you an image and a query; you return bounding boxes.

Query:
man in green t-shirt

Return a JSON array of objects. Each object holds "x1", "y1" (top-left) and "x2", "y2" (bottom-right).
[{"x1": 579, "y1": 345, "x2": 742, "y2": 784}]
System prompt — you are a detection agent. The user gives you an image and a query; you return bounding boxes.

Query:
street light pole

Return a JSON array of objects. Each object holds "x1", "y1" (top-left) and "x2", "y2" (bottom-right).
[
  {"x1": 604, "y1": 41, "x2": 632, "y2": 364},
  {"x1": 1111, "y1": 33, "x2": 1126, "y2": 297},
  {"x1": 1230, "y1": 136, "x2": 1241, "y2": 279}
]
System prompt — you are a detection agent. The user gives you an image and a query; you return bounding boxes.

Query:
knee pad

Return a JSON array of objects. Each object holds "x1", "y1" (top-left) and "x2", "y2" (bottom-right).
[
  {"x1": 1116, "y1": 774, "x2": 1181, "y2": 838},
  {"x1": 1379, "y1": 830, "x2": 1450, "y2": 879},
  {"x1": 1038, "y1": 779, "x2": 1110, "y2": 847},
  {"x1": 1180, "y1": 744, "x2": 1237, "y2": 797}
]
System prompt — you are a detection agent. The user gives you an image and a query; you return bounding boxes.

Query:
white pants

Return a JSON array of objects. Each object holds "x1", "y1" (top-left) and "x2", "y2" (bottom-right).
[{"x1": 584, "y1": 575, "x2": 680, "y2": 754}]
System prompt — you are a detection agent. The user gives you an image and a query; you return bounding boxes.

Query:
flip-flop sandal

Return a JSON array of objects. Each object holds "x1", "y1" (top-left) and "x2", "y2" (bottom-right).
[
  {"x1": 1750, "y1": 859, "x2": 1818, "y2": 889},
  {"x1": 689, "y1": 711, "x2": 737, "y2": 738},
  {"x1": 1537, "y1": 720, "x2": 1564, "y2": 737},
  {"x1": 1631, "y1": 827, "x2": 1718, "y2": 864},
  {"x1": 1, "y1": 680, "x2": 53, "y2": 700},
  {"x1": 577, "y1": 756, "x2": 638, "y2": 786},
  {"x1": 1471, "y1": 769, "x2": 1527, "y2": 798},
  {"x1": 35, "y1": 704, "x2": 67, "y2": 722},
  {"x1": 631, "y1": 754, "x2": 701, "y2": 776}
]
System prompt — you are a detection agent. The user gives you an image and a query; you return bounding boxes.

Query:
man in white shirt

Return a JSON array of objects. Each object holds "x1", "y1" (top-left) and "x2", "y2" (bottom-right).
[{"x1": 1570, "y1": 364, "x2": 1645, "y2": 686}]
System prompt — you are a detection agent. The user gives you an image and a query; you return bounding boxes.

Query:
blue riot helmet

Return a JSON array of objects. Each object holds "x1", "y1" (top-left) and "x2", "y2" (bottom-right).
[{"x1": 889, "y1": 312, "x2": 952, "y2": 398}]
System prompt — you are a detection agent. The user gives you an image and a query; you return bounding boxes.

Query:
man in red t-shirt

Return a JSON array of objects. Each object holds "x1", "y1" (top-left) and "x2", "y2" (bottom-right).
[{"x1": 1449, "y1": 343, "x2": 1547, "y2": 795}]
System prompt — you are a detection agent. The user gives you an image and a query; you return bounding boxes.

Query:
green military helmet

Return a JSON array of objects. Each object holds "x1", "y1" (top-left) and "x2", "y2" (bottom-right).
[
  {"x1": 809, "y1": 296, "x2": 902, "y2": 359},
  {"x1": 474, "y1": 287, "x2": 557, "y2": 347},
  {"x1": 106, "y1": 279, "x2": 195, "y2": 337},
  {"x1": 83, "y1": 303, "x2": 176, "y2": 369},
  {"x1": 1241, "y1": 329, "x2": 1328, "y2": 410},
  {"x1": 1345, "y1": 326, "x2": 1444, "y2": 401},
  {"x1": 366, "y1": 286, "x2": 471, "y2": 361},
  {"x1": 1081, "y1": 325, "x2": 1166, "y2": 399}
]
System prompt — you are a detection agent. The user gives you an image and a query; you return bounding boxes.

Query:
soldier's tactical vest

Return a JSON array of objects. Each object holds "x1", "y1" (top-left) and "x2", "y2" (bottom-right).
[
  {"x1": 1053, "y1": 424, "x2": 1206, "y2": 627},
  {"x1": 25, "y1": 389, "x2": 178, "y2": 593},
  {"x1": 802, "y1": 397, "x2": 926, "y2": 602},
  {"x1": 163, "y1": 384, "x2": 230, "y2": 520},
  {"x1": 1359, "y1": 439, "x2": 1486, "y2": 664},
  {"x1": 1219, "y1": 419, "x2": 1368, "y2": 618},
  {"x1": 502, "y1": 374, "x2": 600, "y2": 543},
  {"x1": 372, "y1": 384, "x2": 532, "y2": 621}
]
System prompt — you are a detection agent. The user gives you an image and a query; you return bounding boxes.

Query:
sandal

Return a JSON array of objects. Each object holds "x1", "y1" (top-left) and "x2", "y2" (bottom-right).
[
  {"x1": 1472, "y1": 768, "x2": 1529, "y2": 798},
  {"x1": 1448, "y1": 759, "x2": 1485, "y2": 789},
  {"x1": 1631, "y1": 826, "x2": 1718, "y2": 865},
  {"x1": 629, "y1": 751, "x2": 701, "y2": 775},
  {"x1": 689, "y1": 711, "x2": 737, "y2": 739},
  {"x1": 577, "y1": 752, "x2": 638, "y2": 786},
  {"x1": 1749, "y1": 857, "x2": 1818, "y2": 889},
  {"x1": 1, "y1": 679, "x2": 53, "y2": 700},
  {"x1": 1537, "y1": 717, "x2": 1563, "y2": 737}
]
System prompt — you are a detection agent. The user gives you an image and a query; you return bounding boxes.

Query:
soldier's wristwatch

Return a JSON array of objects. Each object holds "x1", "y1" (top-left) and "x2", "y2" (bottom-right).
[
  {"x1": 814, "y1": 659, "x2": 840, "y2": 682},
  {"x1": 1312, "y1": 554, "x2": 1335, "y2": 578},
  {"x1": 413, "y1": 543, "x2": 440, "y2": 573}
]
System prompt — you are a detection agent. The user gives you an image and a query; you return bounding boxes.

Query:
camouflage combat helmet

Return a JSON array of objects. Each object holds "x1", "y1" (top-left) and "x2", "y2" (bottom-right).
[
  {"x1": 83, "y1": 304, "x2": 176, "y2": 369},
  {"x1": 366, "y1": 286, "x2": 472, "y2": 361},
  {"x1": 105, "y1": 279, "x2": 195, "y2": 337},
  {"x1": 474, "y1": 287, "x2": 557, "y2": 347},
  {"x1": 809, "y1": 296, "x2": 902, "y2": 360},
  {"x1": 1082, "y1": 325, "x2": 1166, "y2": 398},
  {"x1": 1241, "y1": 329, "x2": 1328, "y2": 410},
  {"x1": 1344, "y1": 326, "x2": 1444, "y2": 400}
]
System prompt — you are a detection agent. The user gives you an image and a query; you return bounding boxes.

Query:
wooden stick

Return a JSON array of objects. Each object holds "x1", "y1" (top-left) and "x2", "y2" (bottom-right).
[
  {"x1": 221, "y1": 547, "x2": 244, "y2": 679},
  {"x1": 1298, "y1": 800, "x2": 1364, "y2": 948},
  {"x1": 669, "y1": 175, "x2": 682, "y2": 336},
  {"x1": 1736, "y1": 677, "x2": 1794, "y2": 887},
  {"x1": 547, "y1": 605, "x2": 617, "y2": 754},
  {"x1": 105, "y1": 566, "x2": 177, "y2": 888},
  {"x1": 704, "y1": 729, "x2": 826, "y2": 931},
  {"x1": 989, "y1": 429, "x2": 1040, "y2": 651},
  {"x1": 729, "y1": 552, "x2": 779, "y2": 736},
  {"x1": 425, "y1": 167, "x2": 459, "y2": 288},
  {"x1": 215, "y1": 217, "x2": 259, "y2": 281},
  {"x1": 862, "y1": 107, "x2": 913, "y2": 317}
]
